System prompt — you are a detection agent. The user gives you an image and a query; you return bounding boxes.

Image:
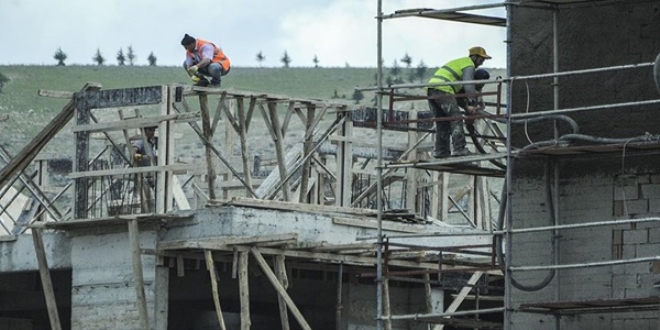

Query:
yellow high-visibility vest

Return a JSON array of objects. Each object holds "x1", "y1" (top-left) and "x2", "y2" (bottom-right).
[{"x1": 427, "y1": 57, "x2": 474, "y2": 94}]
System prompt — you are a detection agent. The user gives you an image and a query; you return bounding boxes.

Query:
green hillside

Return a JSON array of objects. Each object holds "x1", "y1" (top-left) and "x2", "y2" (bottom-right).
[{"x1": 0, "y1": 65, "x2": 505, "y2": 155}]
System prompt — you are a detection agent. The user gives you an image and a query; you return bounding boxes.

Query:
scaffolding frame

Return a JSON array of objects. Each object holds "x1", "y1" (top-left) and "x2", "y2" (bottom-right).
[{"x1": 373, "y1": 0, "x2": 660, "y2": 329}]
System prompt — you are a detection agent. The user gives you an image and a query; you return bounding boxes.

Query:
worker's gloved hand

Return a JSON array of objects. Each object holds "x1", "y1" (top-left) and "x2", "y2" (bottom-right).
[
  {"x1": 187, "y1": 65, "x2": 199, "y2": 74},
  {"x1": 134, "y1": 154, "x2": 143, "y2": 161},
  {"x1": 191, "y1": 75, "x2": 201, "y2": 83}
]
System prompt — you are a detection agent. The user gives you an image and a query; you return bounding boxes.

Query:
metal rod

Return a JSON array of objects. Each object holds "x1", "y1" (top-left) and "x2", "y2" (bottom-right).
[
  {"x1": 512, "y1": 256, "x2": 660, "y2": 272},
  {"x1": 511, "y1": 98, "x2": 660, "y2": 119},
  {"x1": 493, "y1": 217, "x2": 660, "y2": 234},
  {"x1": 503, "y1": 6, "x2": 514, "y2": 329},
  {"x1": 379, "y1": 2, "x2": 510, "y2": 20},
  {"x1": 375, "y1": 1, "x2": 384, "y2": 329},
  {"x1": 356, "y1": 62, "x2": 654, "y2": 92},
  {"x1": 381, "y1": 307, "x2": 505, "y2": 321}
]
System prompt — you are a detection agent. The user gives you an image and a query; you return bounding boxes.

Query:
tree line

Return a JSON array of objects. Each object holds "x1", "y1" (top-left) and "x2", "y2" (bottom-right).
[{"x1": 53, "y1": 47, "x2": 158, "y2": 66}]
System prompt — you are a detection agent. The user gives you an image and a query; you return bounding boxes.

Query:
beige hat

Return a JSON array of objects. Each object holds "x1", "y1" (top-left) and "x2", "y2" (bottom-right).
[{"x1": 469, "y1": 46, "x2": 492, "y2": 59}]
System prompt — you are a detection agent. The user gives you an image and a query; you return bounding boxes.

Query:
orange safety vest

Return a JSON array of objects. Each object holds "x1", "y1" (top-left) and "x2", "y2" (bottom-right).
[{"x1": 187, "y1": 38, "x2": 231, "y2": 72}]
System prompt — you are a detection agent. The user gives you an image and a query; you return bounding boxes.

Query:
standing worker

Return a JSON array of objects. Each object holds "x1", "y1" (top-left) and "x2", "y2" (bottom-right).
[
  {"x1": 427, "y1": 46, "x2": 492, "y2": 158},
  {"x1": 181, "y1": 33, "x2": 231, "y2": 87}
]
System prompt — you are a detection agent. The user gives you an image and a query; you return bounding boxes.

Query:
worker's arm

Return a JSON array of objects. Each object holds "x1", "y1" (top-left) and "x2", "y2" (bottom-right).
[
  {"x1": 195, "y1": 44, "x2": 215, "y2": 69},
  {"x1": 461, "y1": 66, "x2": 479, "y2": 114}
]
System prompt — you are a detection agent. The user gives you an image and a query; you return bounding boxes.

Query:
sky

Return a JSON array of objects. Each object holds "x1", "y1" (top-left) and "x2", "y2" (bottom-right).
[{"x1": 0, "y1": 0, "x2": 507, "y2": 68}]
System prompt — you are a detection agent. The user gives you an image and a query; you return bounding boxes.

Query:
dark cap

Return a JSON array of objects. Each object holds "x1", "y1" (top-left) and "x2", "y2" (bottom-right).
[{"x1": 181, "y1": 34, "x2": 196, "y2": 46}]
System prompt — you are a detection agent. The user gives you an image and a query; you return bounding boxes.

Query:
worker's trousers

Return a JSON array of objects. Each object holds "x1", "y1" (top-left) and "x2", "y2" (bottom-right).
[{"x1": 427, "y1": 89, "x2": 467, "y2": 157}]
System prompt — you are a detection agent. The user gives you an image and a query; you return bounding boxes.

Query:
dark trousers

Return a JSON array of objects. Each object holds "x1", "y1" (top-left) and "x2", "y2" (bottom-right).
[{"x1": 427, "y1": 89, "x2": 467, "y2": 156}]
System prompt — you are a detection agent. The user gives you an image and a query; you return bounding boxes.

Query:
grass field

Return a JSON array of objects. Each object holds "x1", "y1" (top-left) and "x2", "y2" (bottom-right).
[{"x1": 0, "y1": 65, "x2": 506, "y2": 156}]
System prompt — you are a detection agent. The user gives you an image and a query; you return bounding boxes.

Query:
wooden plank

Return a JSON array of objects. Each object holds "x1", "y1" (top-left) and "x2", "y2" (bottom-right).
[
  {"x1": 205, "y1": 250, "x2": 228, "y2": 330},
  {"x1": 239, "y1": 252, "x2": 251, "y2": 330},
  {"x1": 77, "y1": 86, "x2": 163, "y2": 109},
  {"x1": 267, "y1": 101, "x2": 290, "y2": 201},
  {"x1": 434, "y1": 271, "x2": 484, "y2": 330},
  {"x1": 281, "y1": 101, "x2": 296, "y2": 135},
  {"x1": 72, "y1": 112, "x2": 199, "y2": 133},
  {"x1": 0, "y1": 84, "x2": 135, "y2": 219},
  {"x1": 254, "y1": 143, "x2": 303, "y2": 199},
  {"x1": 251, "y1": 248, "x2": 312, "y2": 330},
  {"x1": 159, "y1": 233, "x2": 299, "y2": 250},
  {"x1": 244, "y1": 97, "x2": 256, "y2": 132},
  {"x1": 37, "y1": 89, "x2": 75, "y2": 99},
  {"x1": 274, "y1": 255, "x2": 290, "y2": 330},
  {"x1": 199, "y1": 94, "x2": 217, "y2": 200},
  {"x1": 383, "y1": 276, "x2": 392, "y2": 330},
  {"x1": 226, "y1": 196, "x2": 378, "y2": 217},
  {"x1": 68, "y1": 163, "x2": 192, "y2": 178},
  {"x1": 32, "y1": 229, "x2": 62, "y2": 330},
  {"x1": 236, "y1": 97, "x2": 253, "y2": 197},
  {"x1": 257, "y1": 102, "x2": 277, "y2": 141},
  {"x1": 335, "y1": 114, "x2": 353, "y2": 206},
  {"x1": 128, "y1": 219, "x2": 150, "y2": 330},
  {"x1": 298, "y1": 105, "x2": 316, "y2": 203},
  {"x1": 332, "y1": 217, "x2": 428, "y2": 233},
  {"x1": 210, "y1": 92, "x2": 231, "y2": 134},
  {"x1": 171, "y1": 176, "x2": 191, "y2": 210}
]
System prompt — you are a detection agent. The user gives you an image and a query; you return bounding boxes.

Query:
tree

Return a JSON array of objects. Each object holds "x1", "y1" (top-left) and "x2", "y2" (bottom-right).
[
  {"x1": 351, "y1": 89, "x2": 364, "y2": 104},
  {"x1": 53, "y1": 47, "x2": 67, "y2": 66},
  {"x1": 0, "y1": 73, "x2": 8, "y2": 95},
  {"x1": 390, "y1": 59, "x2": 401, "y2": 77},
  {"x1": 415, "y1": 60, "x2": 429, "y2": 83},
  {"x1": 313, "y1": 55, "x2": 319, "y2": 68},
  {"x1": 116, "y1": 48, "x2": 126, "y2": 66},
  {"x1": 256, "y1": 51, "x2": 265, "y2": 67},
  {"x1": 147, "y1": 52, "x2": 157, "y2": 66},
  {"x1": 127, "y1": 46, "x2": 136, "y2": 65},
  {"x1": 401, "y1": 53, "x2": 413, "y2": 68},
  {"x1": 92, "y1": 48, "x2": 105, "y2": 66},
  {"x1": 281, "y1": 51, "x2": 291, "y2": 68}
]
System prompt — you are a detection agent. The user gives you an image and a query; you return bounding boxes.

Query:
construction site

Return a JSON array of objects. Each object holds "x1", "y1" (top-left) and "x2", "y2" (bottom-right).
[{"x1": 2, "y1": 0, "x2": 660, "y2": 329}]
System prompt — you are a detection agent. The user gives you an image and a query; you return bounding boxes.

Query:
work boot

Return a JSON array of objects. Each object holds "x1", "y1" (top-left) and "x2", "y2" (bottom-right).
[
  {"x1": 453, "y1": 149, "x2": 473, "y2": 157},
  {"x1": 433, "y1": 152, "x2": 451, "y2": 159},
  {"x1": 194, "y1": 77, "x2": 210, "y2": 87},
  {"x1": 210, "y1": 78, "x2": 221, "y2": 88}
]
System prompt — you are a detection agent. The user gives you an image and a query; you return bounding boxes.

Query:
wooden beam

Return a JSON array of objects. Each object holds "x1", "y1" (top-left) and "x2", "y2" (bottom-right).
[
  {"x1": 267, "y1": 101, "x2": 290, "y2": 201},
  {"x1": 238, "y1": 252, "x2": 251, "y2": 330},
  {"x1": 128, "y1": 219, "x2": 150, "y2": 330},
  {"x1": 158, "y1": 233, "x2": 299, "y2": 251},
  {"x1": 32, "y1": 229, "x2": 62, "y2": 330},
  {"x1": 205, "y1": 249, "x2": 228, "y2": 330},
  {"x1": 251, "y1": 248, "x2": 311, "y2": 330},
  {"x1": 71, "y1": 112, "x2": 199, "y2": 133},
  {"x1": 199, "y1": 94, "x2": 217, "y2": 200},
  {"x1": 236, "y1": 97, "x2": 253, "y2": 197},
  {"x1": 433, "y1": 271, "x2": 484, "y2": 330},
  {"x1": 332, "y1": 217, "x2": 428, "y2": 233},
  {"x1": 211, "y1": 92, "x2": 232, "y2": 134},
  {"x1": 274, "y1": 255, "x2": 290, "y2": 330},
  {"x1": 299, "y1": 105, "x2": 316, "y2": 203},
  {"x1": 0, "y1": 83, "x2": 101, "y2": 195}
]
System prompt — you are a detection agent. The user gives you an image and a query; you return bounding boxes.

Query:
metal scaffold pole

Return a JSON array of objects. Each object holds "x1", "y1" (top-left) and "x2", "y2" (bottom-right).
[{"x1": 375, "y1": 0, "x2": 384, "y2": 329}]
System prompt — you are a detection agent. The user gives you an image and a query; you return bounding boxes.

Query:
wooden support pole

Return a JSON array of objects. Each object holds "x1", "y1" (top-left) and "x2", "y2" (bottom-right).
[
  {"x1": 128, "y1": 219, "x2": 150, "y2": 330},
  {"x1": 383, "y1": 276, "x2": 392, "y2": 330},
  {"x1": 239, "y1": 251, "x2": 251, "y2": 330},
  {"x1": 267, "y1": 101, "x2": 290, "y2": 201},
  {"x1": 251, "y1": 248, "x2": 311, "y2": 330},
  {"x1": 199, "y1": 94, "x2": 217, "y2": 200},
  {"x1": 424, "y1": 273, "x2": 433, "y2": 313},
  {"x1": 274, "y1": 255, "x2": 290, "y2": 330},
  {"x1": 433, "y1": 271, "x2": 484, "y2": 330},
  {"x1": 32, "y1": 228, "x2": 62, "y2": 330},
  {"x1": 236, "y1": 97, "x2": 253, "y2": 198},
  {"x1": 299, "y1": 105, "x2": 316, "y2": 203},
  {"x1": 205, "y1": 249, "x2": 228, "y2": 330}
]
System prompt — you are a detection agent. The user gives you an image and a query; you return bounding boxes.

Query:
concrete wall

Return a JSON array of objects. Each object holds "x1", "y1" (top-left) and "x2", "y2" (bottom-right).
[
  {"x1": 508, "y1": 1, "x2": 660, "y2": 148},
  {"x1": 509, "y1": 155, "x2": 660, "y2": 329}
]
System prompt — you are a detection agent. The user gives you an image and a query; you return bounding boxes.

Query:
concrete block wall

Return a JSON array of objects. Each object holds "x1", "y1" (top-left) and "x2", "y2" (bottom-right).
[
  {"x1": 69, "y1": 228, "x2": 160, "y2": 330},
  {"x1": 510, "y1": 161, "x2": 660, "y2": 329}
]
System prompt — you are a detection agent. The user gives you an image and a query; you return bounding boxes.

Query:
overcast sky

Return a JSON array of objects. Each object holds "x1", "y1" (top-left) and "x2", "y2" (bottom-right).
[{"x1": 0, "y1": 0, "x2": 507, "y2": 68}]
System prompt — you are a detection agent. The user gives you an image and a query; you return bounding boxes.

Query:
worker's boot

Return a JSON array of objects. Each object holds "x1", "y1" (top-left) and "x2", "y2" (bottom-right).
[
  {"x1": 194, "y1": 75, "x2": 210, "y2": 87},
  {"x1": 453, "y1": 148, "x2": 473, "y2": 157}
]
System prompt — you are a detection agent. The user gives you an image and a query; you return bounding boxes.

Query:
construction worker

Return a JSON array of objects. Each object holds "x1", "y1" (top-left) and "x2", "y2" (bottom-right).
[
  {"x1": 131, "y1": 126, "x2": 158, "y2": 167},
  {"x1": 427, "y1": 46, "x2": 492, "y2": 158},
  {"x1": 181, "y1": 33, "x2": 231, "y2": 88}
]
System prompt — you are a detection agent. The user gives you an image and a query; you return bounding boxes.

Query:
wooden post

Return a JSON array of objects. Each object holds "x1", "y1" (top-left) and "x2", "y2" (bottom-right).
[
  {"x1": 267, "y1": 101, "x2": 290, "y2": 201},
  {"x1": 335, "y1": 113, "x2": 353, "y2": 207},
  {"x1": 423, "y1": 273, "x2": 433, "y2": 313},
  {"x1": 74, "y1": 95, "x2": 90, "y2": 219},
  {"x1": 205, "y1": 250, "x2": 228, "y2": 330},
  {"x1": 299, "y1": 105, "x2": 316, "y2": 203},
  {"x1": 32, "y1": 228, "x2": 62, "y2": 330},
  {"x1": 406, "y1": 111, "x2": 418, "y2": 212},
  {"x1": 274, "y1": 255, "x2": 290, "y2": 330},
  {"x1": 383, "y1": 277, "x2": 392, "y2": 330},
  {"x1": 251, "y1": 248, "x2": 312, "y2": 330},
  {"x1": 440, "y1": 172, "x2": 449, "y2": 221},
  {"x1": 128, "y1": 219, "x2": 150, "y2": 330},
  {"x1": 239, "y1": 252, "x2": 251, "y2": 330},
  {"x1": 236, "y1": 97, "x2": 253, "y2": 198},
  {"x1": 199, "y1": 94, "x2": 217, "y2": 200}
]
